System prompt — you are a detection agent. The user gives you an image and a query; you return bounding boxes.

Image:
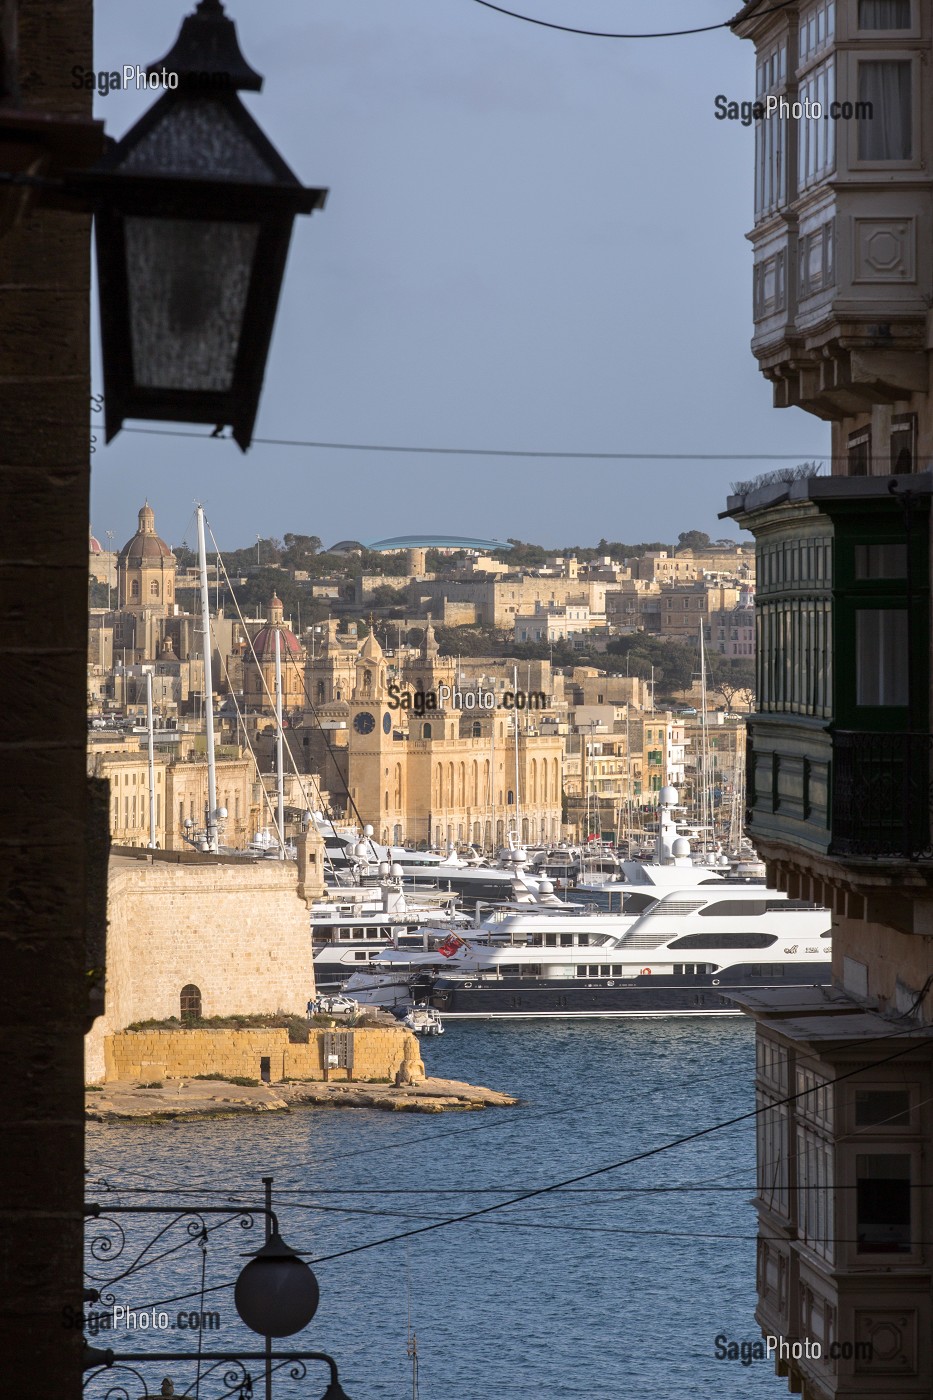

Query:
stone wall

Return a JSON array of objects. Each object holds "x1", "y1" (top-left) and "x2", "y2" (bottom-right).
[
  {"x1": 85, "y1": 853, "x2": 316, "y2": 1082},
  {"x1": 1, "y1": 0, "x2": 97, "y2": 1391},
  {"x1": 835, "y1": 917, "x2": 933, "y2": 1023},
  {"x1": 105, "y1": 1026, "x2": 416, "y2": 1083}
]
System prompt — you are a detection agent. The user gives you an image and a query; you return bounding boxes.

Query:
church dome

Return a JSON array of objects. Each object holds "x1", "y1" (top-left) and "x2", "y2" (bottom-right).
[
  {"x1": 251, "y1": 624, "x2": 302, "y2": 660},
  {"x1": 119, "y1": 503, "x2": 175, "y2": 563},
  {"x1": 89, "y1": 528, "x2": 103, "y2": 554},
  {"x1": 248, "y1": 596, "x2": 300, "y2": 660}
]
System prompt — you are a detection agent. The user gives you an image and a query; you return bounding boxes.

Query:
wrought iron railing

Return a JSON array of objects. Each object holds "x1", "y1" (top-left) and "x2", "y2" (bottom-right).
[{"x1": 831, "y1": 731, "x2": 933, "y2": 860}]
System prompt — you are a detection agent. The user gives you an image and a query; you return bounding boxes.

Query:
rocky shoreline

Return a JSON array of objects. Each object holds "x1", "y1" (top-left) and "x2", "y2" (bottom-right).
[{"x1": 86, "y1": 1075, "x2": 518, "y2": 1121}]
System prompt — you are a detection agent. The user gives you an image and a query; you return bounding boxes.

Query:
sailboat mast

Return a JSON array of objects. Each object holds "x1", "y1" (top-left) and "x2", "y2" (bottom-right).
[
  {"x1": 274, "y1": 627, "x2": 286, "y2": 858},
  {"x1": 488, "y1": 713, "x2": 494, "y2": 852},
  {"x1": 145, "y1": 666, "x2": 157, "y2": 849},
  {"x1": 699, "y1": 622, "x2": 710, "y2": 854},
  {"x1": 196, "y1": 505, "x2": 219, "y2": 851},
  {"x1": 513, "y1": 663, "x2": 521, "y2": 841}
]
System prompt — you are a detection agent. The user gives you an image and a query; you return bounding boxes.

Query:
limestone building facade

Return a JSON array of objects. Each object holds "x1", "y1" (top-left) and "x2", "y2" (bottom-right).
[
  {"x1": 340, "y1": 629, "x2": 563, "y2": 847},
  {"x1": 724, "y1": 4, "x2": 933, "y2": 1397},
  {"x1": 85, "y1": 845, "x2": 321, "y2": 1082}
]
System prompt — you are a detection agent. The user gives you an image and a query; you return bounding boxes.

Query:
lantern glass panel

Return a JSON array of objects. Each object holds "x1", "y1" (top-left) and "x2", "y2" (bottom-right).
[
  {"x1": 123, "y1": 98, "x2": 278, "y2": 182},
  {"x1": 125, "y1": 215, "x2": 259, "y2": 392}
]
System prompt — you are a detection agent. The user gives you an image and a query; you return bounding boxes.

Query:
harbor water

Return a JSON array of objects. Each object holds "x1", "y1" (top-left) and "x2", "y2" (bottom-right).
[{"x1": 86, "y1": 1018, "x2": 791, "y2": 1400}]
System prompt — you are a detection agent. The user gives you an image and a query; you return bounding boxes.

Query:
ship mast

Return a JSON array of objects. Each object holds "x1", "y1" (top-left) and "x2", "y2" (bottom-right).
[
  {"x1": 274, "y1": 626, "x2": 286, "y2": 858},
  {"x1": 513, "y1": 663, "x2": 521, "y2": 843},
  {"x1": 196, "y1": 504, "x2": 219, "y2": 852}
]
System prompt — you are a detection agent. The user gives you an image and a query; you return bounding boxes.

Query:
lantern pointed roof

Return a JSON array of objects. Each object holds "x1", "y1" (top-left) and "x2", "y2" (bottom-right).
[
  {"x1": 359, "y1": 630, "x2": 383, "y2": 662},
  {"x1": 149, "y1": 0, "x2": 264, "y2": 93}
]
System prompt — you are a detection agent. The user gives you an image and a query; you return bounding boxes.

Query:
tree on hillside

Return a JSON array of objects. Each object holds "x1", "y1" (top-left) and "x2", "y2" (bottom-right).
[
  {"x1": 604, "y1": 634, "x2": 696, "y2": 694},
  {"x1": 709, "y1": 656, "x2": 756, "y2": 710},
  {"x1": 677, "y1": 530, "x2": 711, "y2": 551},
  {"x1": 281, "y1": 533, "x2": 322, "y2": 568}
]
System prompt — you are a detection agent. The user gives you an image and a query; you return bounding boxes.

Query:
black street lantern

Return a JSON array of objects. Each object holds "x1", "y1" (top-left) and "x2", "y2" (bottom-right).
[
  {"x1": 234, "y1": 1230, "x2": 321, "y2": 1337},
  {"x1": 85, "y1": 0, "x2": 327, "y2": 450}
]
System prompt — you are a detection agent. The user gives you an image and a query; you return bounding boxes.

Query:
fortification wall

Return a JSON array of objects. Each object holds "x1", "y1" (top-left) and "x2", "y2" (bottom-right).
[
  {"x1": 104, "y1": 1026, "x2": 415, "y2": 1084},
  {"x1": 85, "y1": 854, "x2": 315, "y2": 1082}
]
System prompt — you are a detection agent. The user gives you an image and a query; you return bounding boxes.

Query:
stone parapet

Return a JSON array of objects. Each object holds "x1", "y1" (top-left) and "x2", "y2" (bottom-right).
[{"x1": 103, "y1": 1026, "x2": 418, "y2": 1084}]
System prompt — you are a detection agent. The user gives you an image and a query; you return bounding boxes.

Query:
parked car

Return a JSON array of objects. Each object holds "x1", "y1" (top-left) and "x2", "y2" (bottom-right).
[{"x1": 308, "y1": 994, "x2": 358, "y2": 1017}]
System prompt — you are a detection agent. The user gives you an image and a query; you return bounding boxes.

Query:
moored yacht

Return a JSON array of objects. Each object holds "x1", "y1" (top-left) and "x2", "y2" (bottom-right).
[
  {"x1": 428, "y1": 884, "x2": 831, "y2": 1017},
  {"x1": 311, "y1": 881, "x2": 467, "y2": 991}
]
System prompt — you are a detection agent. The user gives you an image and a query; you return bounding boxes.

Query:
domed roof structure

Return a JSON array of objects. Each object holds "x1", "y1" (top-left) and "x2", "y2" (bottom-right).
[
  {"x1": 250, "y1": 596, "x2": 302, "y2": 660},
  {"x1": 89, "y1": 528, "x2": 103, "y2": 554},
  {"x1": 119, "y1": 503, "x2": 174, "y2": 562}
]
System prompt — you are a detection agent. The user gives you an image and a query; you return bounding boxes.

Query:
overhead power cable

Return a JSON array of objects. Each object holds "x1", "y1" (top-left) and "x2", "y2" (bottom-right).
[
  {"x1": 101, "y1": 1024, "x2": 930, "y2": 1316},
  {"x1": 111, "y1": 1022, "x2": 933, "y2": 1318},
  {"x1": 468, "y1": 0, "x2": 794, "y2": 40},
  {"x1": 119, "y1": 425, "x2": 824, "y2": 462},
  {"x1": 304, "y1": 1023, "x2": 932, "y2": 1265}
]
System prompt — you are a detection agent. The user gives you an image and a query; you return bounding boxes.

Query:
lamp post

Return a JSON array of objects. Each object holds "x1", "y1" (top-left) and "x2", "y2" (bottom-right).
[
  {"x1": 81, "y1": 0, "x2": 328, "y2": 450},
  {"x1": 83, "y1": 1189, "x2": 353, "y2": 1400}
]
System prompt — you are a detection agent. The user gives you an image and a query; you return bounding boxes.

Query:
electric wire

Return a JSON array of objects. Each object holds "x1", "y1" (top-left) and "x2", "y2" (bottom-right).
[
  {"x1": 301, "y1": 1023, "x2": 933, "y2": 1265},
  {"x1": 468, "y1": 0, "x2": 794, "y2": 40},
  {"x1": 107, "y1": 1021, "x2": 933, "y2": 1313},
  {"x1": 120, "y1": 424, "x2": 825, "y2": 462}
]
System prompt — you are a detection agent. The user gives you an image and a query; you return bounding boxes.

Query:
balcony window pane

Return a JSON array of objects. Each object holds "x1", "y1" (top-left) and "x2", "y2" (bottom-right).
[
  {"x1": 856, "y1": 609, "x2": 908, "y2": 706},
  {"x1": 854, "y1": 543, "x2": 907, "y2": 579},
  {"x1": 858, "y1": 61, "x2": 912, "y2": 160},
  {"x1": 858, "y1": 0, "x2": 911, "y2": 26},
  {"x1": 856, "y1": 1153, "x2": 911, "y2": 1252},
  {"x1": 799, "y1": 58, "x2": 836, "y2": 188},
  {"x1": 855, "y1": 1089, "x2": 910, "y2": 1127}
]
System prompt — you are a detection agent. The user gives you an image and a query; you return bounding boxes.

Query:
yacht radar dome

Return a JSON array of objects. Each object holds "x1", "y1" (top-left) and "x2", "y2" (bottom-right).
[
  {"x1": 672, "y1": 837, "x2": 691, "y2": 858},
  {"x1": 363, "y1": 824, "x2": 374, "y2": 838},
  {"x1": 659, "y1": 786, "x2": 679, "y2": 806}
]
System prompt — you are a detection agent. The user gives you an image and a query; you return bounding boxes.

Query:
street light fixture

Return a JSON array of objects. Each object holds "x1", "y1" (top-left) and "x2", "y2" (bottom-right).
[
  {"x1": 234, "y1": 1230, "x2": 320, "y2": 1337},
  {"x1": 84, "y1": 0, "x2": 328, "y2": 450},
  {"x1": 83, "y1": 1195, "x2": 352, "y2": 1399}
]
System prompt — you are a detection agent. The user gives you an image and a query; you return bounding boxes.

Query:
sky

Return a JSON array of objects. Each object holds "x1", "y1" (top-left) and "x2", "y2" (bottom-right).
[{"x1": 89, "y1": 0, "x2": 830, "y2": 556}]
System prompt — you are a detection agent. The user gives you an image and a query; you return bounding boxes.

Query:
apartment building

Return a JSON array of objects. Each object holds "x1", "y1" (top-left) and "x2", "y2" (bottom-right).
[
  {"x1": 635, "y1": 713, "x2": 686, "y2": 799},
  {"x1": 725, "y1": 3, "x2": 933, "y2": 1396},
  {"x1": 513, "y1": 602, "x2": 608, "y2": 645},
  {"x1": 659, "y1": 580, "x2": 746, "y2": 641}
]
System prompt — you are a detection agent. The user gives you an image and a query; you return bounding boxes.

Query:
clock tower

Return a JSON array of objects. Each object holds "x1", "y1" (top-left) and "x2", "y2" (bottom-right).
[{"x1": 347, "y1": 631, "x2": 397, "y2": 837}]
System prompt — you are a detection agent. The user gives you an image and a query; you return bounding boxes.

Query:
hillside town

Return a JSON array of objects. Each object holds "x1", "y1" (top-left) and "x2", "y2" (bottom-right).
[
  {"x1": 7, "y1": 1, "x2": 933, "y2": 1399},
  {"x1": 87, "y1": 509, "x2": 755, "y2": 854}
]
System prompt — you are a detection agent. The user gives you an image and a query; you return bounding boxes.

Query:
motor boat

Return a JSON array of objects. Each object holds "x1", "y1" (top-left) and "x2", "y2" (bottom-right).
[
  {"x1": 311, "y1": 877, "x2": 468, "y2": 992},
  {"x1": 401, "y1": 1005, "x2": 444, "y2": 1036},
  {"x1": 429, "y1": 883, "x2": 831, "y2": 1018}
]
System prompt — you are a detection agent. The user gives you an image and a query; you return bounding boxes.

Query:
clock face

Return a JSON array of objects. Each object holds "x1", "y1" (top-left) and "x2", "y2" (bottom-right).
[
  {"x1": 383, "y1": 712, "x2": 392, "y2": 734},
  {"x1": 353, "y1": 711, "x2": 376, "y2": 735}
]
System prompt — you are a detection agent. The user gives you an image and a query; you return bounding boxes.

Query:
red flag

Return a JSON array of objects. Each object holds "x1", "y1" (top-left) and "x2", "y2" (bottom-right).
[{"x1": 438, "y1": 933, "x2": 465, "y2": 958}]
